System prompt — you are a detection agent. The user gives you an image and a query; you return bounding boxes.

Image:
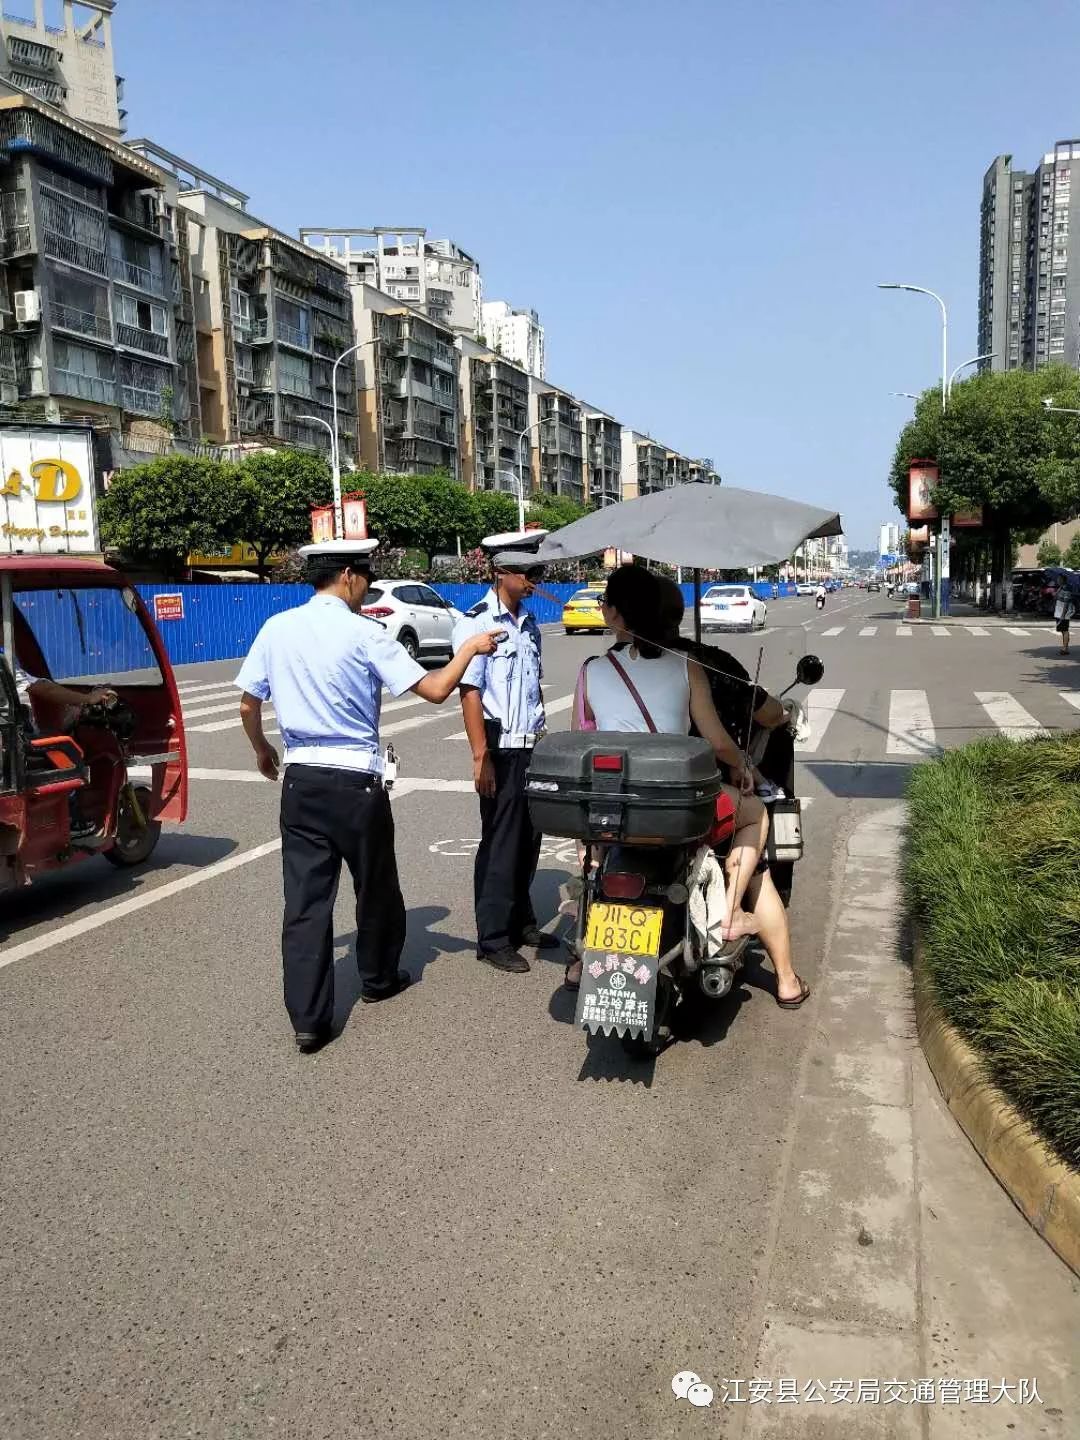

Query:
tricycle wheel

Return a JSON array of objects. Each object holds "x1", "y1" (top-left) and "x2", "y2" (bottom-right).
[{"x1": 104, "y1": 785, "x2": 161, "y2": 868}]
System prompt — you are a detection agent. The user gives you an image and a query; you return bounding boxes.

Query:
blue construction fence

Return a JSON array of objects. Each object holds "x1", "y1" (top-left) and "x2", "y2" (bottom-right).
[{"x1": 15, "y1": 579, "x2": 801, "y2": 679}]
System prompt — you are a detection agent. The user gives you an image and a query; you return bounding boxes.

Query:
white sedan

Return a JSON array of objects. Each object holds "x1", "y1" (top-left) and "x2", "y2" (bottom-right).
[
  {"x1": 699, "y1": 584, "x2": 768, "y2": 632},
  {"x1": 361, "y1": 580, "x2": 464, "y2": 661}
]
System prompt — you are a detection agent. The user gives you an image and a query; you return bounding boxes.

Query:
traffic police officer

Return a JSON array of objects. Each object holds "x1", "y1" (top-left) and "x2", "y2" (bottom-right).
[
  {"x1": 235, "y1": 538, "x2": 502, "y2": 1052},
  {"x1": 453, "y1": 529, "x2": 559, "y2": 973}
]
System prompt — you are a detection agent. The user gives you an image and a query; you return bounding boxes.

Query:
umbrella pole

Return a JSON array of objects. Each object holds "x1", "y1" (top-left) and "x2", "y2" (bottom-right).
[{"x1": 693, "y1": 567, "x2": 702, "y2": 644}]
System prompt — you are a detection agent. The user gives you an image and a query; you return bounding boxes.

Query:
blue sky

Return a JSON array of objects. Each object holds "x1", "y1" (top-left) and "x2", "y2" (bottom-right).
[{"x1": 116, "y1": 0, "x2": 1080, "y2": 548}]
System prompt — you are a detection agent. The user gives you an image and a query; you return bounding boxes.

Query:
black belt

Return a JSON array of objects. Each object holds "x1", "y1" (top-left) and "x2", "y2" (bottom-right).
[{"x1": 288, "y1": 765, "x2": 382, "y2": 790}]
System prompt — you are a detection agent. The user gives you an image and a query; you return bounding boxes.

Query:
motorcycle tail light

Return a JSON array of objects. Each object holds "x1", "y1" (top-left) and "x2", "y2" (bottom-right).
[
  {"x1": 592, "y1": 754, "x2": 623, "y2": 772},
  {"x1": 601, "y1": 871, "x2": 646, "y2": 900},
  {"x1": 362, "y1": 606, "x2": 395, "y2": 618}
]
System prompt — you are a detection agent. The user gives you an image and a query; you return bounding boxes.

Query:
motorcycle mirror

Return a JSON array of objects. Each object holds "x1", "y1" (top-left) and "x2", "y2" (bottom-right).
[{"x1": 796, "y1": 655, "x2": 825, "y2": 686}]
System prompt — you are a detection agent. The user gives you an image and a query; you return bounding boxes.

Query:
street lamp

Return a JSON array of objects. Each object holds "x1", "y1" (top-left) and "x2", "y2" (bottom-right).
[
  {"x1": 1042, "y1": 397, "x2": 1080, "y2": 417},
  {"x1": 878, "y1": 283, "x2": 948, "y2": 410},
  {"x1": 329, "y1": 337, "x2": 379, "y2": 537},
  {"x1": 947, "y1": 352, "x2": 996, "y2": 398},
  {"x1": 513, "y1": 417, "x2": 545, "y2": 532},
  {"x1": 879, "y1": 281, "x2": 950, "y2": 617},
  {"x1": 889, "y1": 391, "x2": 920, "y2": 400}
]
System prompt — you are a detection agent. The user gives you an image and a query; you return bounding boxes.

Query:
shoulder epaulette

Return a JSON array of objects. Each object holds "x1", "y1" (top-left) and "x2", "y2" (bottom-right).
[{"x1": 464, "y1": 601, "x2": 489, "y2": 618}]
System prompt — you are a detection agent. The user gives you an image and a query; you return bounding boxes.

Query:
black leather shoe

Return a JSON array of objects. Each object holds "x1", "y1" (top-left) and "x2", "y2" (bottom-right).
[
  {"x1": 295, "y1": 1027, "x2": 333, "y2": 1054},
  {"x1": 518, "y1": 925, "x2": 561, "y2": 950},
  {"x1": 360, "y1": 971, "x2": 412, "y2": 1004},
  {"x1": 477, "y1": 946, "x2": 530, "y2": 973}
]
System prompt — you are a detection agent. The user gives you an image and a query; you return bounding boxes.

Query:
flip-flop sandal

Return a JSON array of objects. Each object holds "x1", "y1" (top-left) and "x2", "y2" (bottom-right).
[
  {"x1": 564, "y1": 962, "x2": 582, "y2": 993},
  {"x1": 776, "y1": 975, "x2": 810, "y2": 1009}
]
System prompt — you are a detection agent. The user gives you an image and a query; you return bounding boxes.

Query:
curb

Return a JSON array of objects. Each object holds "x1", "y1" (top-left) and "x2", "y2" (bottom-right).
[{"x1": 912, "y1": 938, "x2": 1080, "y2": 1278}]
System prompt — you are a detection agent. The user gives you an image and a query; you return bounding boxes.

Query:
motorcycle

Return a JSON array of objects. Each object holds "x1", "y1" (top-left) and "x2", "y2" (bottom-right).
[
  {"x1": 527, "y1": 640, "x2": 824, "y2": 1059},
  {"x1": 815, "y1": 592, "x2": 826, "y2": 610}
]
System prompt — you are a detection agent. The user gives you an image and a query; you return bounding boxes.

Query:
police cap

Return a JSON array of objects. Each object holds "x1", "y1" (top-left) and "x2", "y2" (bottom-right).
[
  {"x1": 298, "y1": 538, "x2": 380, "y2": 583},
  {"x1": 481, "y1": 528, "x2": 550, "y2": 573}
]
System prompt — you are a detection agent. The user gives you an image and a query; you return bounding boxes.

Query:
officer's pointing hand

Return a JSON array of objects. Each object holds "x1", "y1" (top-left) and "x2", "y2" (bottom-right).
[{"x1": 470, "y1": 628, "x2": 507, "y2": 657}]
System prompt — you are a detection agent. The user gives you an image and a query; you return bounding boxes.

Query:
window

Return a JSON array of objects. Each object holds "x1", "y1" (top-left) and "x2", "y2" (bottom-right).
[
  {"x1": 53, "y1": 337, "x2": 114, "y2": 379},
  {"x1": 414, "y1": 585, "x2": 446, "y2": 609},
  {"x1": 15, "y1": 587, "x2": 159, "y2": 684},
  {"x1": 115, "y1": 291, "x2": 167, "y2": 335}
]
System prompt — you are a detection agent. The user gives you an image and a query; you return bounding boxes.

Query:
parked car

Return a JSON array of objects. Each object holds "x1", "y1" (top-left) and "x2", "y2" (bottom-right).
[
  {"x1": 360, "y1": 581, "x2": 464, "y2": 660},
  {"x1": 699, "y1": 584, "x2": 768, "y2": 632},
  {"x1": 867, "y1": 579, "x2": 880, "y2": 592},
  {"x1": 562, "y1": 587, "x2": 607, "y2": 635},
  {"x1": 1010, "y1": 568, "x2": 1047, "y2": 612},
  {"x1": 796, "y1": 582, "x2": 815, "y2": 596},
  {"x1": 904, "y1": 581, "x2": 921, "y2": 598}
]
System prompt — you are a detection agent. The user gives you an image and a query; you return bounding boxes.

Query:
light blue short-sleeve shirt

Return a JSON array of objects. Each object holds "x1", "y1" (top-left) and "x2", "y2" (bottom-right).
[
  {"x1": 451, "y1": 588, "x2": 544, "y2": 739},
  {"x1": 235, "y1": 593, "x2": 425, "y2": 772}
]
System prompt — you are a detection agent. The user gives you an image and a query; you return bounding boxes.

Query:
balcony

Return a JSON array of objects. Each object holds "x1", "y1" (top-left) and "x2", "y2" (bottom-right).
[
  {"x1": 275, "y1": 321, "x2": 311, "y2": 352},
  {"x1": 278, "y1": 373, "x2": 314, "y2": 399},
  {"x1": 9, "y1": 71, "x2": 65, "y2": 105},
  {"x1": 110, "y1": 255, "x2": 165, "y2": 294},
  {"x1": 0, "y1": 333, "x2": 17, "y2": 384},
  {"x1": 116, "y1": 321, "x2": 169, "y2": 357},
  {"x1": 7, "y1": 35, "x2": 58, "y2": 73},
  {"x1": 0, "y1": 108, "x2": 113, "y2": 185},
  {"x1": 432, "y1": 342, "x2": 455, "y2": 371},
  {"x1": 250, "y1": 317, "x2": 271, "y2": 343},
  {"x1": 54, "y1": 369, "x2": 117, "y2": 406},
  {"x1": 235, "y1": 361, "x2": 255, "y2": 384},
  {"x1": 44, "y1": 230, "x2": 108, "y2": 276},
  {"x1": 50, "y1": 301, "x2": 112, "y2": 342},
  {"x1": 121, "y1": 385, "x2": 168, "y2": 416}
]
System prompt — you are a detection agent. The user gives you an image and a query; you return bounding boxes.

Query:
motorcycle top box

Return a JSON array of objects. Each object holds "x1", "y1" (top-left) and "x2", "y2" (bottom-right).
[{"x1": 526, "y1": 731, "x2": 723, "y2": 845}]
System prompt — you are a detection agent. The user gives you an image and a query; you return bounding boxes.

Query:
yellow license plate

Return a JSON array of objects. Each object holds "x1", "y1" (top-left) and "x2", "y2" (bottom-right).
[{"x1": 583, "y1": 902, "x2": 663, "y2": 958}]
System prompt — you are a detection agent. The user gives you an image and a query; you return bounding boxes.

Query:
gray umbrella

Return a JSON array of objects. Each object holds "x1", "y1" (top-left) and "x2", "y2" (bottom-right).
[{"x1": 537, "y1": 484, "x2": 843, "y2": 569}]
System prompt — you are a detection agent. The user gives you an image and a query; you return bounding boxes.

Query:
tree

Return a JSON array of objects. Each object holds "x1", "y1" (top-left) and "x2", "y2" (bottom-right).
[
  {"x1": 1037, "y1": 539, "x2": 1063, "y2": 567},
  {"x1": 471, "y1": 489, "x2": 519, "y2": 541},
  {"x1": 99, "y1": 455, "x2": 232, "y2": 578},
  {"x1": 233, "y1": 449, "x2": 333, "y2": 578},
  {"x1": 889, "y1": 365, "x2": 1080, "y2": 589},
  {"x1": 1065, "y1": 533, "x2": 1080, "y2": 570},
  {"x1": 527, "y1": 493, "x2": 591, "y2": 532}
]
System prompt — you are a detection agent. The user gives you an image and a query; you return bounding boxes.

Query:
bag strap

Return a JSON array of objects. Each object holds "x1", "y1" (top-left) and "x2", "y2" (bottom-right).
[
  {"x1": 576, "y1": 656, "x2": 596, "y2": 728},
  {"x1": 606, "y1": 651, "x2": 658, "y2": 733}
]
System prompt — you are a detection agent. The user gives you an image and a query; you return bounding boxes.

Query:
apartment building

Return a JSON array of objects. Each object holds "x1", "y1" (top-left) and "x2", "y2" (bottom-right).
[
  {"x1": 458, "y1": 336, "x2": 531, "y2": 493},
  {"x1": 581, "y1": 403, "x2": 622, "y2": 507},
  {"x1": 301, "y1": 227, "x2": 482, "y2": 337},
  {"x1": 128, "y1": 142, "x2": 357, "y2": 457},
  {"x1": 620, "y1": 429, "x2": 668, "y2": 499},
  {"x1": 352, "y1": 284, "x2": 459, "y2": 479},
  {"x1": 688, "y1": 456, "x2": 720, "y2": 484},
  {"x1": 0, "y1": 94, "x2": 185, "y2": 440},
  {"x1": 530, "y1": 379, "x2": 584, "y2": 502},
  {"x1": 0, "y1": 1, "x2": 124, "y2": 136},
  {"x1": 481, "y1": 300, "x2": 544, "y2": 378},
  {"x1": 979, "y1": 141, "x2": 1080, "y2": 371}
]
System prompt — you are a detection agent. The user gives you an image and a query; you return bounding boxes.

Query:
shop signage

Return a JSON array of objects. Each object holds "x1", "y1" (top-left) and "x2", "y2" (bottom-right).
[{"x1": 0, "y1": 428, "x2": 97, "y2": 554}]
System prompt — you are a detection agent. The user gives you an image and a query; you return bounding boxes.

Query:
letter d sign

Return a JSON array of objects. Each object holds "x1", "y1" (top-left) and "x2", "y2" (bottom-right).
[{"x1": 31, "y1": 458, "x2": 82, "y2": 504}]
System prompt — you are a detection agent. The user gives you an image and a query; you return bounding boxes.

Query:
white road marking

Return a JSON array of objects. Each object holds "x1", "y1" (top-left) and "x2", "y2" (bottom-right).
[
  {"x1": 445, "y1": 693, "x2": 575, "y2": 742},
  {"x1": 896, "y1": 626, "x2": 912, "y2": 637},
  {"x1": 189, "y1": 710, "x2": 273, "y2": 734},
  {"x1": 176, "y1": 679, "x2": 238, "y2": 695},
  {"x1": 966, "y1": 627, "x2": 990, "y2": 637},
  {"x1": 886, "y1": 689, "x2": 939, "y2": 757},
  {"x1": 859, "y1": 627, "x2": 877, "y2": 637},
  {"x1": 931, "y1": 626, "x2": 950, "y2": 637},
  {"x1": 129, "y1": 766, "x2": 272, "y2": 784},
  {"x1": 1060, "y1": 691, "x2": 1080, "y2": 714},
  {"x1": 795, "y1": 688, "x2": 845, "y2": 754},
  {"x1": 179, "y1": 686, "x2": 239, "y2": 706},
  {"x1": 1004, "y1": 627, "x2": 1030, "y2": 637},
  {"x1": 975, "y1": 691, "x2": 1047, "y2": 739},
  {"x1": 821, "y1": 626, "x2": 845, "y2": 637},
  {"x1": 0, "y1": 839, "x2": 284, "y2": 972},
  {"x1": 183, "y1": 698, "x2": 247, "y2": 720}
]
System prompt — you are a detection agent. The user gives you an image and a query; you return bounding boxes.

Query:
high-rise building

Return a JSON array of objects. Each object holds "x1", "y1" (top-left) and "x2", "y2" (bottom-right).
[
  {"x1": 128, "y1": 141, "x2": 358, "y2": 458},
  {"x1": 0, "y1": 1, "x2": 124, "y2": 136},
  {"x1": 530, "y1": 379, "x2": 584, "y2": 503},
  {"x1": 480, "y1": 300, "x2": 544, "y2": 378},
  {"x1": 979, "y1": 141, "x2": 1080, "y2": 372},
  {"x1": 457, "y1": 336, "x2": 531, "y2": 493},
  {"x1": 581, "y1": 403, "x2": 622, "y2": 507},
  {"x1": 0, "y1": 95, "x2": 183, "y2": 440},
  {"x1": 352, "y1": 284, "x2": 460, "y2": 479},
  {"x1": 300, "y1": 228, "x2": 482, "y2": 337}
]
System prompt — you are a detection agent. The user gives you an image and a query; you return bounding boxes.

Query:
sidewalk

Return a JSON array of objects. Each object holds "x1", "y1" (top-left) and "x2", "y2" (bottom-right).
[
  {"x1": 910, "y1": 599, "x2": 1048, "y2": 627},
  {"x1": 735, "y1": 804, "x2": 1079, "y2": 1438}
]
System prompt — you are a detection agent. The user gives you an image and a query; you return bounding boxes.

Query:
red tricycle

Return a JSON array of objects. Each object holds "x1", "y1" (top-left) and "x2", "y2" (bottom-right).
[{"x1": 0, "y1": 556, "x2": 188, "y2": 893}]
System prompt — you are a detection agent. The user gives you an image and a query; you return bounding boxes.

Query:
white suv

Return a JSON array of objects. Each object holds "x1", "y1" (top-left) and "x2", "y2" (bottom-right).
[{"x1": 361, "y1": 581, "x2": 464, "y2": 661}]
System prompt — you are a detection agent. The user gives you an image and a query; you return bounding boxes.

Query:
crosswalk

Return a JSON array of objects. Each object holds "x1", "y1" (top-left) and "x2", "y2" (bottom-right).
[
  {"x1": 176, "y1": 677, "x2": 1078, "y2": 761},
  {"x1": 809, "y1": 623, "x2": 1053, "y2": 640}
]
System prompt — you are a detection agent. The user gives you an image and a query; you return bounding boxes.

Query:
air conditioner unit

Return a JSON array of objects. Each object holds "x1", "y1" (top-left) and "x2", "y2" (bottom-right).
[{"x1": 14, "y1": 290, "x2": 40, "y2": 325}]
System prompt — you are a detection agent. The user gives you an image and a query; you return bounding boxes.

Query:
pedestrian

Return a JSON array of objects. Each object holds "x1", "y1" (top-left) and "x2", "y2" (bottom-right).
[
  {"x1": 1054, "y1": 576, "x2": 1075, "y2": 654},
  {"x1": 235, "y1": 538, "x2": 503, "y2": 1053},
  {"x1": 453, "y1": 528, "x2": 559, "y2": 974}
]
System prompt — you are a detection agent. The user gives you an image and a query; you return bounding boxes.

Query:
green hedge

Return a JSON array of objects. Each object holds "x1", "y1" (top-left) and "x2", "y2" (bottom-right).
[{"x1": 905, "y1": 734, "x2": 1080, "y2": 1168}]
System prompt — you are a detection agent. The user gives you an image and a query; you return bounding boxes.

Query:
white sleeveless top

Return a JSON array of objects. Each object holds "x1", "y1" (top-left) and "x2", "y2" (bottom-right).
[{"x1": 583, "y1": 648, "x2": 690, "y2": 733}]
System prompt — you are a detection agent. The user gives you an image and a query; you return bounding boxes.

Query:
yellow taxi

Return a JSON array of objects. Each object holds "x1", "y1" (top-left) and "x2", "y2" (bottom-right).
[{"x1": 562, "y1": 586, "x2": 607, "y2": 635}]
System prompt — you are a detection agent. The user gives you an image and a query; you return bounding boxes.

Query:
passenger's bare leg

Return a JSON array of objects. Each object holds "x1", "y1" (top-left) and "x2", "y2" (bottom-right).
[
  {"x1": 722, "y1": 792, "x2": 768, "y2": 935},
  {"x1": 744, "y1": 867, "x2": 804, "y2": 1002}
]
